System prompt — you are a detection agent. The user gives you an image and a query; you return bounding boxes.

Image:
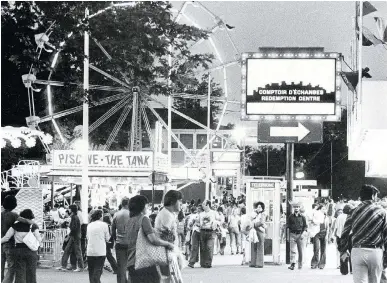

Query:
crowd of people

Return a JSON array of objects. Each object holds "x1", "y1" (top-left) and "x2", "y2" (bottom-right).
[
  {"x1": 286, "y1": 184, "x2": 387, "y2": 283},
  {"x1": 3, "y1": 184, "x2": 387, "y2": 283}
]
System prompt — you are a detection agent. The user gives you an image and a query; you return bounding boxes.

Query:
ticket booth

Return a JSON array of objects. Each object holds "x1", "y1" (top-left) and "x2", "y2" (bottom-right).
[{"x1": 246, "y1": 178, "x2": 282, "y2": 264}]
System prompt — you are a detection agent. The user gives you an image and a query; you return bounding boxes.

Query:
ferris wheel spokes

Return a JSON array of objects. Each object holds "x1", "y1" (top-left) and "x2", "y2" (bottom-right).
[
  {"x1": 39, "y1": 92, "x2": 129, "y2": 123},
  {"x1": 89, "y1": 96, "x2": 131, "y2": 134},
  {"x1": 141, "y1": 105, "x2": 155, "y2": 151},
  {"x1": 34, "y1": 79, "x2": 127, "y2": 92},
  {"x1": 103, "y1": 103, "x2": 132, "y2": 151},
  {"x1": 144, "y1": 100, "x2": 201, "y2": 168},
  {"x1": 89, "y1": 64, "x2": 131, "y2": 89}
]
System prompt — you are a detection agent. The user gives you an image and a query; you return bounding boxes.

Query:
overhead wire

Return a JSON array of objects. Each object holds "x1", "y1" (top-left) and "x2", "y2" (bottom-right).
[{"x1": 316, "y1": 153, "x2": 349, "y2": 178}]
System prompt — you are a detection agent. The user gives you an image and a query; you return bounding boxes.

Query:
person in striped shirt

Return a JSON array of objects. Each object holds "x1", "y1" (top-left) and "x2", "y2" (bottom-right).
[{"x1": 339, "y1": 184, "x2": 387, "y2": 283}]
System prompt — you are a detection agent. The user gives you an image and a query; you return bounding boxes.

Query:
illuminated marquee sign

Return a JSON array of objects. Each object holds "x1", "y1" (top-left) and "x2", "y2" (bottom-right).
[
  {"x1": 241, "y1": 51, "x2": 342, "y2": 121},
  {"x1": 250, "y1": 182, "x2": 275, "y2": 188},
  {"x1": 52, "y1": 150, "x2": 168, "y2": 173}
]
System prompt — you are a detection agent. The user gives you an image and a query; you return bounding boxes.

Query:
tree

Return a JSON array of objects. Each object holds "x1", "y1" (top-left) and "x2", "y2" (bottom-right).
[
  {"x1": 1, "y1": 2, "x2": 219, "y2": 165},
  {"x1": 246, "y1": 145, "x2": 286, "y2": 177},
  {"x1": 173, "y1": 74, "x2": 223, "y2": 129}
]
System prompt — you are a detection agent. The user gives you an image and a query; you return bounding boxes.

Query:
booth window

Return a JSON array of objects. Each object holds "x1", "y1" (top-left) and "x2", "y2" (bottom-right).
[
  {"x1": 196, "y1": 134, "x2": 207, "y2": 149},
  {"x1": 180, "y1": 134, "x2": 193, "y2": 149},
  {"x1": 212, "y1": 136, "x2": 222, "y2": 149},
  {"x1": 171, "y1": 134, "x2": 179, "y2": 149}
]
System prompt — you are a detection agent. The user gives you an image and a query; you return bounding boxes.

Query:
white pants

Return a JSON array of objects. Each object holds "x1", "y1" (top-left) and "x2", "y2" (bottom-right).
[{"x1": 351, "y1": 248, "x2": 383, "y2": 283}]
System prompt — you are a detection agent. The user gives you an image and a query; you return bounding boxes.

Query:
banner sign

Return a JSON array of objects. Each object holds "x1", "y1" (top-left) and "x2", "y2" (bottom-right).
[
  {"x1": 52, "y1": 150, "x2": 167, "y2": 172},
  {"x1": 241, "y1": 51, "x2": 342, "y2": 121}
]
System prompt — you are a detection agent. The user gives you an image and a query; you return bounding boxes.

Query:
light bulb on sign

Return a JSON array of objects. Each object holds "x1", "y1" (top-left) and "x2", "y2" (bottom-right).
[{"x1": 295, "y1": 172, "x2": 305, "y2": 179}]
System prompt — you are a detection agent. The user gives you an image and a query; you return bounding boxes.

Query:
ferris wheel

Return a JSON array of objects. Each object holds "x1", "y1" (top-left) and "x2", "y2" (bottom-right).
[{"x1": 22, "y1": 1, "x2": 242, "y2": 173}]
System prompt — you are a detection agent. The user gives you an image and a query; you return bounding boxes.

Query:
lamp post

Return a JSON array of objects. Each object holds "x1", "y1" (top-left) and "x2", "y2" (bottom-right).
[{"x1": 232, "y1": 127, "x2": 246, "y2": 197}]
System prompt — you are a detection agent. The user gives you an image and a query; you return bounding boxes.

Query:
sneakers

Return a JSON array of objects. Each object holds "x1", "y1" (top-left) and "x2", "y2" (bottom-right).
[
  {"x1": 288, "y1": 263, "x2": 295, "y2": 270},
  {"x1": 73, "y1": 268, "x2": 83, "y2": 272},
  {"x1": 56, "y1": 267, "x2": 67, "y2": 271},
  {"x1": 188, "y1": 263, "x2": 194, "y2": 268}
]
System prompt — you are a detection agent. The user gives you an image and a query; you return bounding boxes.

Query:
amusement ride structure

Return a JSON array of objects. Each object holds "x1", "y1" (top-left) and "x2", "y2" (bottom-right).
[{"x1": 2, "y1": 2, "x2": 245, "y2": 224}]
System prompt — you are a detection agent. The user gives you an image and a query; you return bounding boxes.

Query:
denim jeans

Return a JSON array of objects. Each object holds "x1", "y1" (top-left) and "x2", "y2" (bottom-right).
[
  {"x1": 87, "y1": 256, "x2": 105, "y2": 283},
  {"x1": 290, "y1": 232, "x2": 305, "y2": 266},
  {"x1": 81, "y1": 224, "x2": 87, "y2": 263},
  {"x1": 12, "y1": 246, "x2": 38, "y2": 283},
  {"x1": 311, "y1": 232, "x2": 327, "y2": 268},
  {"x1": 219, "y1": 237, "x2": 226, "y2": 254},
  {"x1": 229, "y1": 227, "x2": 241, "y2": 253},
  {"x1": 61, "y1": 236, "x2": 84, "y2": 269},
  {"x1": 1, "y1": 242, "x2": 16, "y2": 283},
  {"x1": 199, "y1": 230, "x2": 215, "y2": 267},
  {"x1": 178, "y1": 232, "x2": 185, "y2": 250},
  {"x1": 106, "y1": 246, "x2": 117, "y2": 273},
  {"x1": 250, "y1": 231, "x2": 265, "y2": 267},
  {"x1": 115, "y1": 244, "x2": 129, "y2": 283},
  {"x1": 189, "y1": 231, "x2": 200, "y2": 265}
]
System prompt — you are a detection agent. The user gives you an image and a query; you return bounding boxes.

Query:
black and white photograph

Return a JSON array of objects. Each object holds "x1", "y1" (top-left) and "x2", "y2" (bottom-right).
[{"x1": 1, "y1": 1, "x2": 387, "y2": 283}]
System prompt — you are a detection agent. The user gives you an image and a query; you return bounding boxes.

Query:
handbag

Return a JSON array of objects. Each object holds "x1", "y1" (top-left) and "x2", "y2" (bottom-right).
[
  {"x1": 23, "y1": 224, "x2": 40, "y2": 251},
  {"x1": 135, "y1": 215, "x2": 169, "y2": 270}
]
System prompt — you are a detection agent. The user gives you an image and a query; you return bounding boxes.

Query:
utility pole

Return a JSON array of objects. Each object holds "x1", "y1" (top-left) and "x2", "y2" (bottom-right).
[
  {"x1": 206, "y1": 74, "x2": 211, "y2": 200},
  {"x1": 81, "y1": 7, "x2": 89, "y2": 224},
  {"x1": 285, "y1": 143, "x2": 294, "y2": 264}
]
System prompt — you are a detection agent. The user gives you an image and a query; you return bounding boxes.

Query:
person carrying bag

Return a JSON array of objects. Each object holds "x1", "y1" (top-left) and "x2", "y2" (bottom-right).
[
  {"x1": 135, "y1": 215, "x2": 169, "y2": 270},
  {"x1": 126, "y1": 195, "x2": 174, "y2": 283},
  {"x1": 1, "y1": 209, "x2": 42, "y2": 283}
]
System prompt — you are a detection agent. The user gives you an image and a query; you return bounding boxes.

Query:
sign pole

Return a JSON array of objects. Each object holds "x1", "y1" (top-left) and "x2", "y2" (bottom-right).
[
  {"x1": 152, "y1": 171, "x2": 155, "y2": 212},
  {"x1": 81, "y1": 8, "x2": 89, "y2": 224},
  {"x1": 285, "y1": 142, "x2": 294, "y2": 264},
  {"x1": 152, "y1": 150, "x2": 155, "y2": 212},
  {"x1": 330, "y1": 140, "x2": 333, "y2": 196},
  {"x1": 51, "y1": 175, "x2": 54, "y2": 209}
]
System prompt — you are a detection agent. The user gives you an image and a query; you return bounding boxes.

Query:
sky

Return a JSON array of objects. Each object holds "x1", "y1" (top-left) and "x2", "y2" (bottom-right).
[{"x1": 169, "y1": 1, "x2": 387, "y2": 140}]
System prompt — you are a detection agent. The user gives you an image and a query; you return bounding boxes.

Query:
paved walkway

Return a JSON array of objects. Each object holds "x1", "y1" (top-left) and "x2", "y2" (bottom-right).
[{"x1": 33, "y1": 242, "x2": 354, "y2": 283}]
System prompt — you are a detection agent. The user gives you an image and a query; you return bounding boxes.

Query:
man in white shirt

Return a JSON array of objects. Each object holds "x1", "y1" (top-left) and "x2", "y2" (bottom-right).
[
  {"x1": 309, "y1": 204, "x2": 324, "y2": 239},
  {"x1": 198, "y1": 200, "x2": 220, "y2": 268},
  {"x1": 50, "y1": 204, "x2": 61, "y2": 223}
]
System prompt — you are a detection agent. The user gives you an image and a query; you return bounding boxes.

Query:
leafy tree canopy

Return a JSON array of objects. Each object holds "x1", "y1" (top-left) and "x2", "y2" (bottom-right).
[{"x1": 1, "y1": 1, "x2": 223, "y2": 164}]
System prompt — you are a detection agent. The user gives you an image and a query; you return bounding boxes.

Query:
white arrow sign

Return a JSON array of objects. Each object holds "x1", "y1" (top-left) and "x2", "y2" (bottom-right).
[{"x1": 270, "y1": 122, "x2": 310, "y2": 142}]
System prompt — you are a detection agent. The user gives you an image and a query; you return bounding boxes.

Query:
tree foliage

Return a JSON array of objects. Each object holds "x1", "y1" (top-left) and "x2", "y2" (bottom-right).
[
  {"x1": 245, "y1": 145, "x2": 286, "y2": 177},
  {"x1": 1, "y1": 1, "x2": 220, "y2": 164}
]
